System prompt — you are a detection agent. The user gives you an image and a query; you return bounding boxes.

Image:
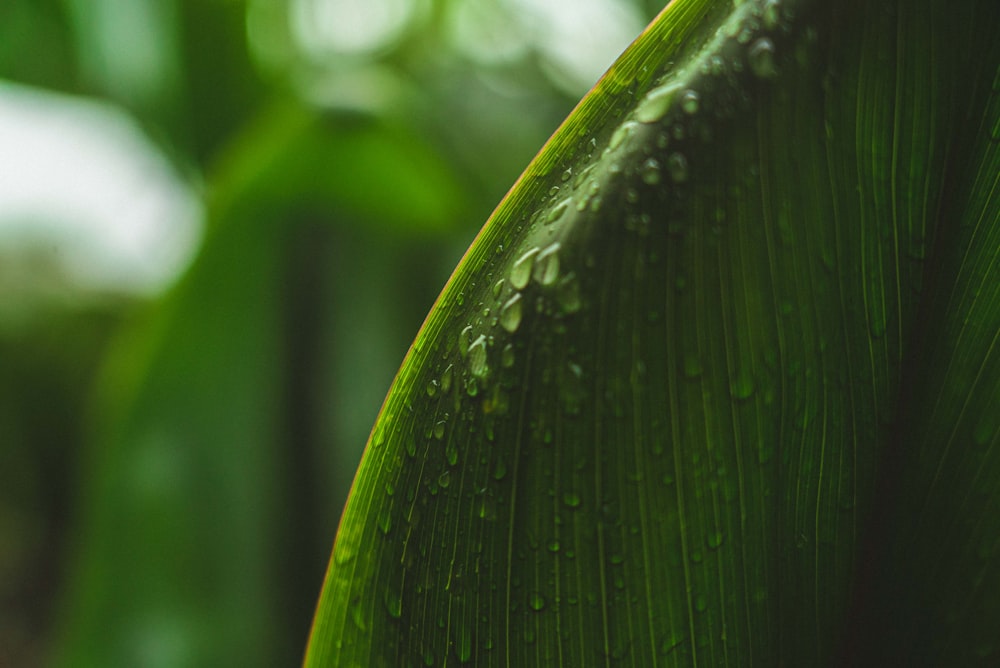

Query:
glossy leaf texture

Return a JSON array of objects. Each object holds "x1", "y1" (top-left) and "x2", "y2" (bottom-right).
[{"x1": 305, "y1": 0, "x2": 1000, "y2": 665}]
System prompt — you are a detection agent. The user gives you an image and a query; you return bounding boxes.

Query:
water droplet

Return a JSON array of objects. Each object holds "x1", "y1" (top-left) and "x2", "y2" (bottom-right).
[
  {"x1": 351, "y1": 598, "x2": 368, "y2": 631},
  {"x1": 529, "y1": 592, "x2": 546, "y2": 610},
  {"x1": 510, "y1": 248, "x2": 540, "y2": 290},
  {"x1": 609, "y1": 120, "x2": 638, "y2": 150},
  {"x1": 493, "y1": 458, "x2": 507, "y2": 480},
  {"x1": 334, "y1": 541, "x2": 356, "y2": 565},
  {"x1": 749, "y1": 38, "x2": 778, "y2": 79},
  {"x1": 377, "y1": 506, "x2": 392, "y2": 534},
  {"x1": 438, "y1": 470, "x2": 451, "y2": 488},
  {"x1": 446, "y1": 440, "x2": 459, "y2": 466},
  {"x1": 433, "y1": 420, "x2": 446, "y2": 440},
  {"x1": 499, "y1": 294, "x2": 523, "y2": 333},
  {"x1": 636, "y1": 82, "x2": 681, "y2": 123},
  {"x1": 426, "y1": 379, "x2": 439, "y2": 397},
  {"x1": 385, "y1": 588, "x2": 402, "y2": 619},
  {"x1": 707, "y1": 530, "x2": 724, "y2": 548},
  {"x1": 454, "y1": 626, "x2": 473, "y2": 662},
  {"x1": 681, "y1": 89, "x2": 700, "y2": 114},
  {"x1": 533, "y1": 242, "x2": 561, "y2": 285},
  {"x1": 560, "y1": 167, "x2": 573, "y2": 182},
  {"x1": 694, "y1": 593, "x2": 708, "y2": 612},
  {"x1": 465, "y1": 377, "x2": 479, "y2": 396},
  {"x1": 441, "y1": 365, "x2": 453, "y2": 392},
  {"x1": 478, "y1": 493, "x2": 497, "y2": 520},
  {"x1": 730, "y1": 372, "x2": 755, "y2": 400},
  {"x1": 547, "y1": 540, "x2": 561, "y2": 552},
  {"x1": 501, "y1": 343, "x2": 515, "y2": 367},
  {"x1": 554, "y1": 273, "x2": 582, "y2": 314},
  {"x1": 423, "y1": 650, "x2": 435, "y2": 666},
  {"x1": 563, "y1": 491, "x2": 581, "y2": 508},
  {"x1": 640, "y1": 157, "x2": 661, "y2": 185},
  {"x1": 492, "y1": 278, "x2": 504, "y2": 297},
  {"x1": 458, "y1": 325, "x2": 474, "y2": 356},
  {"x1": 661, "y1": 633, "x2": 684, "y2": 655},
  {"x1": 762, "y1": 0, "x2": 781, "y2": 28},
  {"x1": 469, "y1": 335, "x2": 489, "y2": 378},
  {"x1": 405, "y1": 434, "x2": 417, "y2": 458},
  {"x1": 683, "y1": 354, "x2": 703, "y2": 379},
  {"x1": 546, "y1": 197, "x2": 572, "y2": 225},
  {"x1": 667, "y1": 152, "x2": 689, "y2": 182}
]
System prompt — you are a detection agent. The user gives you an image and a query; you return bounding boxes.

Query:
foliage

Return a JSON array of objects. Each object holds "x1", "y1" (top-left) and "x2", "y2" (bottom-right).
[{"x1": 306, "y1": 0, "x2": 1000, "y2": 665}]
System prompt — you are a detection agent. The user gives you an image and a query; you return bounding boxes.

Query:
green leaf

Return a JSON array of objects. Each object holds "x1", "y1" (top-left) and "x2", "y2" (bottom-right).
[{"x1": 306, "y1": 0, "x2": 1000, "y2": 665}]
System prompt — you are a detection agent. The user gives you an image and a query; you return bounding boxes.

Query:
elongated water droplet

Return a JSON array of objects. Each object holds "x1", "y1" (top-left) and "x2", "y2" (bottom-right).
[
  {"x1": 681, "y1": 89, "x2": 700, "y2": 114},
  {"x1": 563, "y1": 491, "x2": 581, "y2": 508},
  {"x1": 546, "y1": 197, "x2": 572, "y2": 225},
  {"x1": 501, "y1": 343, "x2": 515, "y2": 367},
  {"x1": 458, "y1": 325, "x2": 474, "y2": 356},
  {"x1": 469, "y1": 335, "x2": 489, "y2": 378},
  {"x1": 533, "y1": 242, "x2": 561, "y2": 285},
  {"x1": 636, "y1": 82, "x2": 681, "y2": 123},
  {"x1": 762, "y1": 0, "x2": 781, "y2": 28},
  {"x1": 433, "y1": 420, "x2": 446, "y2": 440},
  {"x1": 667, "y1": 153, "x2": 689, "y2": 182},
  {"x1": 640, "y1": 157, "x2": 661, "y2": 185},
  {"x1": 438, "y1": 470, "x2": 451, "y2": 488},
  {"x1": 426, "y1": 379, "x2": 439, "y2": 397},
  {"x1": 731, "y1": 373, "x2": 755, "y2": 399},
  {"x1": 555, "y1": 273, "x2": 581, "y2": 314},
  {"x1": 707, "y1": 530, "x2": 724, "y2": 548},
  {"x1": 385, "y1": 588, "x2": 402, "y2": 619},
  {"x1": 441, "y1": 364, "x2": 453, "y2": 392},
  {"x1": 499, "y1": 294, "x2": 523, "y2": 333},
  {"x1": 377, "y1": 506, "x2": 392, "y2": 534},
  {"x1": 446, "y1": 440, "x2": 459, "y2": 466},
  {"x1": 529, "y1": 592, "x2": 546, "y2": 611},
  {"x1": 609, "y1": 120, "x2": 638, "y2": 150},
  {"x1": 510, "y1": 248, "x2": 539, "y2": 289},
  {"x1": 749, "y1": 38, "x2": 778, "y2": 78}
]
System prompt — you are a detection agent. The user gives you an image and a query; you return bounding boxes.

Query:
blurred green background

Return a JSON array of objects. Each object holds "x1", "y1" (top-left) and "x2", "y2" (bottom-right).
[{"x1": 0, "y1": 0, "x2": 663, "y2": 664}]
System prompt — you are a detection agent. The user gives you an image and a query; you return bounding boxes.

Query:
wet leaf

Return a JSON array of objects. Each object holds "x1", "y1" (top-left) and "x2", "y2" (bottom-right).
[{"x1": 307, "y1": 0, "x2": 1000, "y2": 665}]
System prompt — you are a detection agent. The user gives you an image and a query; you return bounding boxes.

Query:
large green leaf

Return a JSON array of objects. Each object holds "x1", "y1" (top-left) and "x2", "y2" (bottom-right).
[{"x1": 306, "y1": 0, "x2": 1000, "y2": 665}]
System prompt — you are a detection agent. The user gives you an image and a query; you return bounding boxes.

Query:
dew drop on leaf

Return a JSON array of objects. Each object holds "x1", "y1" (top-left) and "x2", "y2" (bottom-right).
[
  {"x1": 510, "y1": 247, "x2": 540, "y2": 289},
  {"x1": 636, "y1": 82, "x2": 681, "y2": 123},
  {"x1": 563, "y1": 491, "x2": 582, "y2": 508},
  {"x1": 749, "y1": 37, "x2": 778, "y2": 78},
  {"x1": 384, "y1": 588, "x2": 402, "y2": 619},
  {"x1": 469, "y1": 335, "x2": 489, "y2": 378},
  {"x1": 730, "y1": 373, "x2": 755, "y2": 400},
  {"x1": 640, "y1": 157, "x2": 662, "y2": 185},
  {"x1": 377, "y1": 506, "x2": 392, "y2": 535},
  {"x1": 501, "y1": 343, "x2": 516, "y2": 367},
  {"x1": 499, "y1": 293, "x2": 523, "y2": 333},
  {"x1": 529, "y1": 592, "x2": 547, "y2": 611},
  {"x1": 458, "y1": 325, "x2": 474, "y2": 356},
  {"x1": 667, "y1": 152, "x2": 689, "y2": 182},
  {"x1": 533, "y1": 242, "x2": 561, "y2": 286},
  {"x1": 681, "y1": 89, "x2": 700, "y2": 114}
]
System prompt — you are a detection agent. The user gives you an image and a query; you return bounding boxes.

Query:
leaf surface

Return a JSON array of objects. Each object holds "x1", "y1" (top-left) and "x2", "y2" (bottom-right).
[{"x1": 306, "y1": 0, "x2": 1000, "y2": 665}]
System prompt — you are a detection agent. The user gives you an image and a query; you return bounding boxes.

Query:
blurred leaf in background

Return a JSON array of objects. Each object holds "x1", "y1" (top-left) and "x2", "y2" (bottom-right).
[{"x1": 0, "y1": 0, "x2": 659, "y2": 665}]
